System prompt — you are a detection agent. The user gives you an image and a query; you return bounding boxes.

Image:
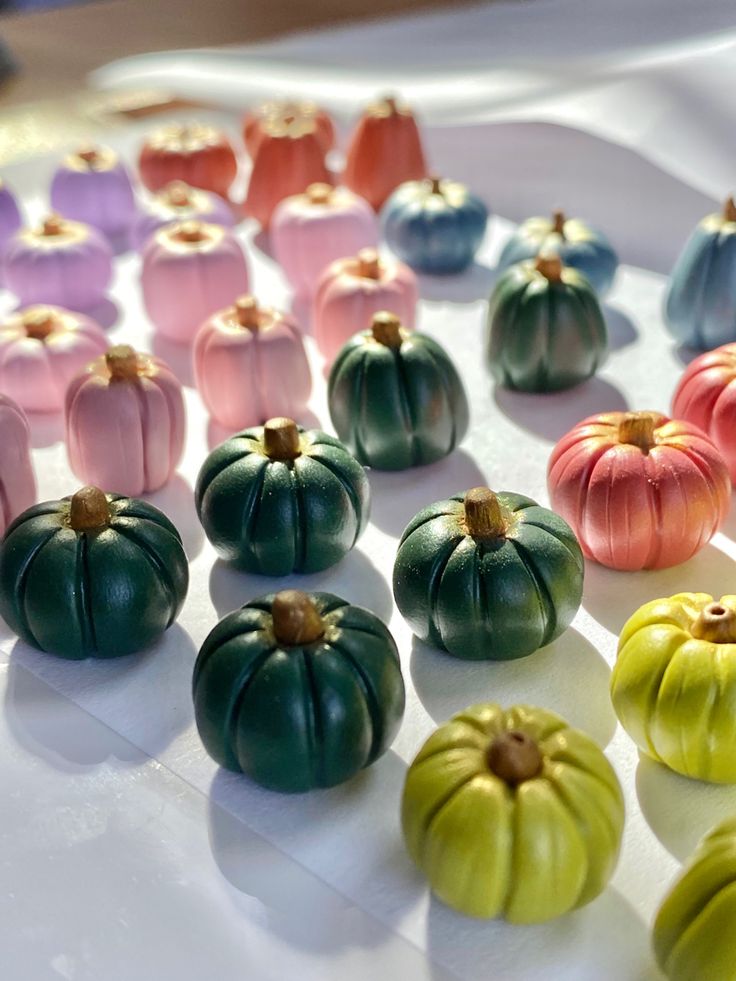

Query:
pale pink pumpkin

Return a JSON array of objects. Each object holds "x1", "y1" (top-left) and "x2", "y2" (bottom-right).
[
  {"x1": 313, "y1": 248, "x2": 418, "y2": 364},
  {"x1": 193, "y1": 295, "x2": 311, "y2": 430},
  {"x1": 141, "y1": 220, "x2": 250, "y2": 344},
  {"x1": 65, "y1": 345, "x2": 185, "y2": 495},
  {"x1": 271, "y1": 183, "x2": 378, "y2": 296},
  {"x1": 0, "y1": 394, "x2": 36, "y2": 535},
  {"x1": 0, "y1": 305, "x2": 108, "y2": 412}
]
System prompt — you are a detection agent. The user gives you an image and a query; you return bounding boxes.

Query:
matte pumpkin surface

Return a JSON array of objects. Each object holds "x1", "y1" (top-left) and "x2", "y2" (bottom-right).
[
  {"x1": 0, "y1": 487, "x2": 188, "y2": 659},
  {"x1": 193, "y1": 590, "x2": 405, "y2": 792},
  {"x1": 327, "y1": 312, "x2": 469, "y2": 470},
  {"x1": 612, "y1": 593, "x2": 736, "y2": 783},
  {"x1": 195, "y1": 418, "x2": 370, "y2": 575},
  {"x1": 401, "y1": 702, "x2": 624, "y2": 922},
  {"x1": 653, "y1": 815, "x2": 736, "y2": 981},
  {"x1": 486, "y1": 255, "x2": 608, "y2": 392},
  {"x1": 393, "y1": 487, "x2": 584, "y2": 660}
]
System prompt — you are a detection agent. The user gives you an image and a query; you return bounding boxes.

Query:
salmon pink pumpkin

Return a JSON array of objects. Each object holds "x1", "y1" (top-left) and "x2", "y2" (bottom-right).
[
  {"x1": 138, "y1": 122, "x2": 238, "y2": 198},
  {"x1": 0, "y1": 394, "x2": 36, "y2": 535},
  {"x1": 243, "y1": 100, "x2": 335, "y2": 158},
  {"x1": 547, "y1": 411, "x2": 730, "y2": 570}
]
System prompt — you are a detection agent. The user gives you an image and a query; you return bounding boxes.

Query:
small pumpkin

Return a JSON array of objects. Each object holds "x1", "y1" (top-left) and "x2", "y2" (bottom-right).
[
  {"x1": 381, "y1": 175, "x2": 488, "y2": 274},
  {"x1": 193, "y1": 589, "x2": 405, "y2": 792},
  {"x1": 653, "y1": 814, "x2": 736, "y2": 981},
  {"x1": 195, "y1": 417, "x2": 370, "y2": 575},
  {"x1": 131, "y1": 180, "x2": 234, "y2": 252},
  {"x1": 0, "y1": 486, "x2": 188, "y2": 659},
  {"x1": 612, "y1": 593, "x2": 736, "y2": 783},
  {"x1": 486, "y1": 253, "x2": 608, "y2": 392},
  {"x1": 328, "y1": 311, "x2": 469, "y2": 470},
  {"x1": 243, "y1": 100, "x2": 335, "y2": 158},
  {"x1": 138, "y1": 121, "x2": 238, "y2": 198},
  {"x1": 547, "y1": 411, "x2": 731, "y2": 571},
  {"x1": 401, "y1": 702, "x2": 624, "y2": 922},
  {"x1": 393, "y1": 486, "x2": 583, "y2": 660},
  {"x1": 0, "y1": 178, "x2": 22, "y2": 259},
  {"x1": 50, "y1": 145, "x2": 136, "y2": 242},
  {"x1": 497, "y1": 209, "x2": 619, "y2": 295},
  {"x1": 664, "y1": 196, "x2": 736, "y2": 349},
  {"x1": 0, "y1": 394, "x2": 36, "y2": 536}
]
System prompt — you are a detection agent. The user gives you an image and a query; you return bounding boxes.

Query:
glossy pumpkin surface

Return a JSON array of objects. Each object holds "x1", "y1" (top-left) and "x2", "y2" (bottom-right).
[
  {"x1": 328, "y1": 312, "x2": 469, "y2": 470},
  {"x1": 0, "y1": 487, "x2": 188, "y2": 659},
  {"x1": 653, "y1": 814, "x2": 736, "y2": 981},
  {"x1": 393, "y1": 487, "x2": 583, "y2": 660},
  {"x1": 193, "y1": 589, "x2": 405, "y2": 792},
  {"x1": 486, "y1": 254, "x2": 608, "y2": 392},
  {"x1": 547, "y1": 411, "x2": 731, "y2": 570},
  {"x1": 402, "y1": 702, "x2": 624, "y2": 922},
  {"x1": 195, "y1": 418, "x2": 370, "y2": 575},
  {"x1": 612, "y1": 593, "x2": 736, "y2": 783}
]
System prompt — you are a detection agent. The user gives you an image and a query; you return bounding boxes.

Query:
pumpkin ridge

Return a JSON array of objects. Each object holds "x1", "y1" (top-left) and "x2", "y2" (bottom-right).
[
  {"x1": 684, "y1": 233, "x2": 719, "y2": 350},
  {"x1": 112, "y1": 523, "x2": 179, "y2": 625},
  {"x1": 544, "y1": 742, "x2": 621, "y2": 799},
  {"x1": 192, "y1": 620, "x2": 267, "y2": 692},
  {"x1": 665, "y1": 878, "x2": 736, "y2": 976},
  {"x1": 390, "y1": 342, "x2": 419, "y2": 466},
  {"x1": 537, "y1": 775, "x2": 591, "y2": 908},
  {"x1": 236, "y1": 455, "x2": 270, "y2": 566},
  {"x1": 546, "y1": 763, "x2": 621, "y2": 854},
  {"x1": 327, "y1": 636, "x2": 381, "y2": 763},
  {"x1": 420, "y1": 770, "x2": 486, "y2": 850},
  {"x1": 126, "y1": 370, "x2": 153, "y2": 491},
  {"x1": 517, "y1": 517, "x2": 582, "y2": 568},
  {"x1": 343, "y1": 344, "x2": 371, "y2": 464},
  {"x1": 111, "y1": 504, "x2": 183, "y2": 545},
  {"x1": 676, "y1": 442, "x2": 729, "y2": 525},
  {"x1": 303, "y1": 449, "x2": 364, "y2": 547},
  {"x1": 75, "y1": 531, "x2": 97, "y2": 656},
  {"x1": 509, "y1": 539, "x2": 557, "y2": 644},
  {"x1": 424, "y1": 341, "x2": 459, "y2": 459},
  {"x1": 225, "y1": 645, "x2": 281, "y2": 772},
  {"x1": 300, "y1": 649, "x2": 323, "y2": 787},
  {"x1": 654, "y1": 646, "x2": 694, "y2": 773},
  {"x1": 426, "y1": 533, "x2": 467, "y2": 649},
  {"x1": 197, "y1": 435, "x2": 262, "y2": 496},
  {"x1": 12, "y1": 525, "x2": 62, "y2": 649},
  {"x1": 289, "y1": 463, "x2": 308, "y2": 572}
]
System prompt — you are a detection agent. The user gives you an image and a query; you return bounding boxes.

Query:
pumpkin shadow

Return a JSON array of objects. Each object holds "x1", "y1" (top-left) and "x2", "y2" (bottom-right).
[
  {"x1": 3, "y1": 657, "x2": 146, "y2": 769},
  {"x1": 151, "y1": 332, "x2": 195, "y2": 388},
  {"x1": 208, "y1": 546, "x2": 394, "y2": 622},
  {"x1": 251, "y1": 228, "x2": 275, "y2": 260},
  {"x1": 602, "y1": 302, "x2": 637, "y2": 351},
  {"x1": 84, "y1": 296, "x2": 120, "y2": 330},
  {"x1": 410, "y1": 626, "x2": 616, "y2": 747},
  {"x1": 635, "y1": 754, "x2": 736, "y2": 862},
  {"x1": 25, "y1": 408, "x2": 65, "y2": 448},
  {"x1": 205, "y1": 408, "x2": 323, "y2": 451},
  {"x1": 368, "y1": 448, "x2": 488, "y2": 538},
  {"x1": 494, "y1": 376, "x2": 628, "y2": 443},
  {"x1": 582, "y1": 542, "x2": 736, "y2": 634},
  {"x1": 673, "y1": 342, "x2": 702, "y2": 367},
  {"x1": 416, "y1": 260, "x2": 497, "y2": 304},
  {"x1": 142, "y1": 472, "x2": 203, "y2": 559},
  {"x1": 291, "y1": 292, "x2": 313, "y2": 334}
]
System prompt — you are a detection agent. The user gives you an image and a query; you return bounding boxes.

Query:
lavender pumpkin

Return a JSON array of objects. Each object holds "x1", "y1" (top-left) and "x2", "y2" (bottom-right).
[
  {"x1": 50, "y1": 146, "x2": 136, "y2": 242},
  {"x1": 0, "y1": 180, "x2": 22, "y2": 287},
  {"x1": 131, "y1": 180, "x2": 234, "y2": 251}
]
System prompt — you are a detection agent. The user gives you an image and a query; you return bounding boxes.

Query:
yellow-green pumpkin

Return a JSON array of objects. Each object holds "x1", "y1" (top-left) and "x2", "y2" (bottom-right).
[
  {"x1": 401, "y1": 703, "x2": 624, "y2": 923},
  {"x1": 611, "y1": 593, "x2": 736, "y2": 783}
]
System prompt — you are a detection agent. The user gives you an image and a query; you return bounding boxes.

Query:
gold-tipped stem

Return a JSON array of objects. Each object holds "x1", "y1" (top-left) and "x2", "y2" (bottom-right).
[
  {"x1": 487, "y1": 731, "x2": 543, "y2": 786},
  {"x1": 429, "y1": 176, "x2": 443, "y2": 195},
  {"x1": 357, "y1": 248, "x2": 381, "y2": 279},
  {"x1": 306, "y1": 182, "x2": 333, "y2": 205},
  {"x1": 234, "y1": 296, "x2": 260, "y2": 330},
  {"x1": 77, "y1": 146, "x2": 101, "y2": 166},
  {"x1": 724, "y1": 197, "x2": 736, "y2": 223},
  {"x1": 371, "y1": 311, "x2": 403, "y2": 348},
  {"x1": 692, "y1": 602, "x2": 736, "y2": 644},
  {"x1": 41, "y1": 215, "x2": 64, "y2": 237},
  {"x1": 105, "y1": 345, "x2": 140, "y2": 381},
  {"x1": 22, "y1": 308, "x2": 57, "y2": 341},
  {"x1": 535, "y1": 253, "x2": 564, "y2": 281},
  {"x1": 164, "y1": 181, "x2": 193, "y2": 207},
  {"x1": 172, "y1": 220, "x2": 207, "y2": 243},
  {"x1": 463, "y1": 487, "x2": 507, "y2": 539},
  {"x1": 271, "y1": 590, "x2": 324, "y2": 646},
  {"x1": 617, "y1": 411, "x2": 657, "y2": 452},
  {"x1": 262, "y1": 417, "x2": 301, "y2": 461},
  {"x1": 68, "y1": 486, "x2": 110, "y2": 531}
]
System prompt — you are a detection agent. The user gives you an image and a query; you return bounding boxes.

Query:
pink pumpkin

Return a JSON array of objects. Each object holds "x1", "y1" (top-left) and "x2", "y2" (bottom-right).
[
  {"x1": 193, "y1": 295, "x2": 311, "y2": 430},
  {"x1": 271, "y1": 183, "x2": 378, "y2": 296},
  {"x1": 141, "y1": 220, "x2": 250, "y2": 344},
  {"x1": 0, "y1": 394, "x2": 36, "y2": 535},
  {"x1": 313, "y1": 248, "x2": 418, "y2": 364},
  {"x1": 672, "y1": 343, "x2": 736, "y2": 484},
  {"x1": 65, "y1": 345, "x2": 185, "y2": 495},
  {"x1": 0, "y1": 305, "x2": 108, "y2": 412}
]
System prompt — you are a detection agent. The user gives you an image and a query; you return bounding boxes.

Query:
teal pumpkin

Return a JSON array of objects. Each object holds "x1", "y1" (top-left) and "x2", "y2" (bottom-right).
[
  {"x1": 486, "y1": 254, "x2": 608, "y2": 392},
  {"x1": 664, "y1": 197, "x2": 736, "y2": 349},
  {"x1": 0, "y1": 486, "x2": 188, "y2": 659},
  {"x1": 195, "y1": 417, "x2": 370, "y2": 575},
  {"x1": 327, "y1": 311, "x2": 469, "y2": 470},
  {"x1": 393, "y1": 486, "x2": 584, "y2": 660},
  {"x1": 193, "y1": 589, "x2": 406, "y2": 792}
]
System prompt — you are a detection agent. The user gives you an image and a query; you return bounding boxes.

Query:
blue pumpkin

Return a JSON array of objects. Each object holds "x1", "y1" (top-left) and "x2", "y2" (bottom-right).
[
  {"x1": 497, "y1": 210, "x2": 618, "y2": 295},
  {"x1": 664, "y1": 197, "x2": 736, "y2": 349},
  {"x1": 381, "y1": 176, "x2": 488, "y2": 275}
]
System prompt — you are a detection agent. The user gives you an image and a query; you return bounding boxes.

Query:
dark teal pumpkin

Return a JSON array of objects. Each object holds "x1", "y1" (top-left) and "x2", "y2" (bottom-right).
[
  {"x1": 486, "y1": 254, "x2": 608, "y2": 392},
  {"x1": 393, "y1": 487, "x2": 584, "y2": 660},
  {"x1": 195, "y1": 417, "x2": 370, "y2": 575},
  {"x1": 0, "y1": 486, "x2": 188, "y2": 659},
  {"x1": 193, "y1": 589, "x2": 406, "y2": 792},
  {"x1": 327, "y1": 311, "x2": 469, "y2": 470}
]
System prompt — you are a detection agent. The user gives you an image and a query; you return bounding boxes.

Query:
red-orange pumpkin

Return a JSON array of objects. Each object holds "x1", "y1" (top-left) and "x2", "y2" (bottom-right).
[
  {"x1": 242, "y1": 100, "x2": 335, "y2": 158},
  {"x1": 138, "y1": 122, "x2": 238, "y2": 198},
  {"x1": 547, "y1": 410, "x2": 730, "y2": 571}
]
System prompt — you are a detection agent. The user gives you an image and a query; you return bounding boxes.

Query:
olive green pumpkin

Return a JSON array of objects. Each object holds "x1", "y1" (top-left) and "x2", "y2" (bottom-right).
[
  {"x1": 393, "y1": 486, "x2": 584, "y2": 660},
  {"x1": 653, "y1": 814, "x2": 736, "y2": 981},
  {"x1": 0, "y1": 486, "x2": 188, "y2": 659},
  {"x1": 193, "y1": 589, "x2": 405, "y2": 792},
  {"x1": 195, "y1": 417, "x2": 370, "y2": 575},
  {"x1": 402, "y1": 702, "x2": 625, "y2": 922},
  {"x1": 486, "y1": 254, "x2": 608, "y2": 392},
  {"x1": 327, "y1": 311, "x2": 469, "y2": 470}
]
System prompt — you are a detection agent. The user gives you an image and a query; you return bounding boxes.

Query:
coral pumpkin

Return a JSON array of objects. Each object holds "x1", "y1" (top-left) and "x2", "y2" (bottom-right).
[
  {"x1": 0, "y1": 394, "x2": 36, "y2": 535},
  {"x1": 343, "y1": 96, "x2": 428, "y2": 211},
  {"x1": 547, "y1": 411, "x2": 730, "y2": 571},
  {"x1": 243, "y1": 100, "x2": 335, "y2": 158},
  {"x1": 138, "y1": 122, "x2": 238, "y2": 198}
]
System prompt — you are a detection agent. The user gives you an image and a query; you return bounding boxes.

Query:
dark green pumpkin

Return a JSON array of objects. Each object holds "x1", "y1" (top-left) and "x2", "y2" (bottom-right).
[
  {"x1": 327, "y1": 312, "x2": 469, "y2": 470},
  {"x1": 0, "y1": 486, "x2": 188, "y2": 659},
  {"x1": 193, "y1": 589, "x2": 406, "y2": 792},
  {"x1": 393, "y1": 486, "x2": 584, "y2": 660},
  {"x1": 195, "y1": 418, "x2": 370, "y2": 575},
  {"x1": 486, "y1": 254, "x2": 608, "y2": 392}
]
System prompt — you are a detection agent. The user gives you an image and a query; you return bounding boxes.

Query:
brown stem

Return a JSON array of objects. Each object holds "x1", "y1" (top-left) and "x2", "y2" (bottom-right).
[
  {"x1": 724, "y1": 197, "x2": 736, "y2": 223},
  {"x1": 77, "y1": 146, "x2": 100, "y2": 166},
  {"x1": 383, "y1": 95, "x2": 398, "y2": 114},
  {"x1": 306, "y1": 182, "x2": 333, "y2": 205},
  {"x1": 463, "y1": 487, "x2": 507, "y2": 539},
  {"x1": 263, "y1": 417, "x2": 301, "y2": 461},
  {"x1": 105, "y1": 345, "x2": 140, "y2": 381},
  {"x1": 371, "y1": 311, "x2": 402, "y2": 348},
  {"x1": 692, "y1": 602, "x2": 736, "y2": 643},
  {"x1": 535, "y1": 253, "x2": 563, "y2": 282},
  {"x1": 22, "y1": 308, "x2": 57, "y2": 341},
  {"x1": 164, "y1": 181, "x2": 193, "y2": 207},
  {"x1": 429, "y1": 176, "x2": 443, "y2": 195},
  {"x1": 487, "y1": 731, "x2": 543, "y2": 786},
  {"x1": 172, "y1": 220, "x2": 206, "y2": 243},
  {"x1": 551, "y1": 209, "x2": 566, "y2": 236},
  {"x1": 617, "y1": 411, "x2": 657, "y2": 452},
  {"x1": 233, "y1": 295, "x2": 260, "y2": 330},
  {"x1": 357, "y1": 248, "x2": 381, "y2": 279},
  {"x1": 41, "y1": 215, "x2": 64, "y2": 237},
  {"x1": 68, "y1": 486, "x2": 110, "y2": 531},
  {"x1": 271, "y1": 590, "x2": 324, "y2": 645}
]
